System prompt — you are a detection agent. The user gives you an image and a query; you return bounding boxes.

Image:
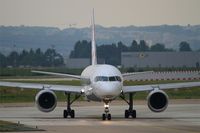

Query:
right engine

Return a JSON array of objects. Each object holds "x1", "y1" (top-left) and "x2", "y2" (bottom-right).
[
  {"x1": 147, "y1": 90, "x2": 168, "y2": 112},
  {"x1": 35, "y1": 90, "x2": 57, "y2": 113}
]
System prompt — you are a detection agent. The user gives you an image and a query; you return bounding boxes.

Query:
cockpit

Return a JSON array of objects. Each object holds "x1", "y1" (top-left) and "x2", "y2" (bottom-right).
[{"x1": 94, "y1": 76, "x2": 122, "y2": 82}]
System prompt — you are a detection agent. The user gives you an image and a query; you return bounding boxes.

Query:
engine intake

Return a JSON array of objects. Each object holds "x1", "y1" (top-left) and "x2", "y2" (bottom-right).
[
  {"x1": 147, "y1": 90, "x2": 168, "y2": 112},
  {"x1": 35, "y1": 90, "x2": 57, "y2": 112}
]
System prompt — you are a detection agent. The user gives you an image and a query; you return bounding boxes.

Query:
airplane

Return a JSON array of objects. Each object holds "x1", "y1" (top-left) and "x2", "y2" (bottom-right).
[{"x1": 1, "y1": 10, "x2": 200, "y2": 120}]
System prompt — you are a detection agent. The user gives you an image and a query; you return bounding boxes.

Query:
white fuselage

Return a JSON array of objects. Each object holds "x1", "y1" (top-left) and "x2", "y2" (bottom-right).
[{"x1": 81, "y1": 64, "x2": 123, "y2": 102}]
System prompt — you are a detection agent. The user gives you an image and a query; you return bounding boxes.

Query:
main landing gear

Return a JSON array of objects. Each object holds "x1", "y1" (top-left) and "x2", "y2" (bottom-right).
[
  {"x1": 63, "y1": 93, "x2": 81, "y2": 118},
  {"x1": 102, "y1": 102, "x2": 111, "y2": 120},
  {"x1": 120, "y1": 93, "x2": 136, "y2": 118}
]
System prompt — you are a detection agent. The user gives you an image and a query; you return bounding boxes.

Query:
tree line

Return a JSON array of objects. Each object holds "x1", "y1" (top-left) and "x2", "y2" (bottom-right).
[
  {"x1": 70, "y1": 40, "x2": 193, "y2": 65},
  {"x1": 0, "y1": 48, "x2": 64, "y2": 68},
  {"x1": 0, "y1": 40, "x2": 194, "y2": 67}
]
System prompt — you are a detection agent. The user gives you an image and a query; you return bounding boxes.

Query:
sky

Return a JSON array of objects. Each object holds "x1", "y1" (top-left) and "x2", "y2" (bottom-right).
[{"x1": 0, "y1": 0, "x2": 200, "y2": 29}]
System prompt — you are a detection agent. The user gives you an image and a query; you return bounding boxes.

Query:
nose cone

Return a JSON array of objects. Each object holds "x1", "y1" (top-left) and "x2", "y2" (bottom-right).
[{"x1": 94, "y1": 82, "x2": 122, "y2": 99}]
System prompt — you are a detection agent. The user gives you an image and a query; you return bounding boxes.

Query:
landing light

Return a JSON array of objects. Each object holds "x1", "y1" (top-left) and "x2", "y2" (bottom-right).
[
  {"x1": 81, "y1": 89, "x2": 85, "y2": 93},
  {"x1": 104, "y1": 104, "x2": 109, "y2": 108}
]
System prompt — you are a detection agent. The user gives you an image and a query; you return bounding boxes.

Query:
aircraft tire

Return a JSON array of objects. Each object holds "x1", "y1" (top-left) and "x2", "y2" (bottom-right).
[
  {"x1": 107, "y1": 113, "x2": 111, "y2": 120},
  {"x1": 70, "y1": 110, "x2": 75, "y2": 118},
  {"x1": 102, "y1": 113, "x2": 106, "y2": 120},
  {"x1": 125, "y1": 110, "x2": 129, "y2": 118},
  {"x1": 63, "y1": 110, "x2": 68, "y2": 118},
  {"x1": 131, "y1": 110, "x2": 136, "y2": 118}
]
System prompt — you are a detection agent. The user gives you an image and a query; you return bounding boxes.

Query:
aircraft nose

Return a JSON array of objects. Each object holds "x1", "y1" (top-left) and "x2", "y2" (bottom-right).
[{"x1": 95, "y1": 82, "x2": 122, "y2": 99}]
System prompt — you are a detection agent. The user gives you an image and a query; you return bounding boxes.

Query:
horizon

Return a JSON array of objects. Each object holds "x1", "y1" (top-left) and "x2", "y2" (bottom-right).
[{"x1": 1, "y1": 24, "x2": 200, "y2": 30}]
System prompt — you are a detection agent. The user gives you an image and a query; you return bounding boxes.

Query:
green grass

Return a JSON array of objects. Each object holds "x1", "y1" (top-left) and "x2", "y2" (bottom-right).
[
  {"x1": 0, "y1": 87, "x2": 84, "y2": 103},
  {"x1": 0, "y1": 67, "x2": 83, "y2": 77},
  {"x1": 0, "y1": 120, "x2": 44, "y2": 132},
  {"x1": 123, "y1": 80, "x2": 200, "y2": 99},
  {"x1": 0, "y1": 79, "x2": 200, "y2": 103}
]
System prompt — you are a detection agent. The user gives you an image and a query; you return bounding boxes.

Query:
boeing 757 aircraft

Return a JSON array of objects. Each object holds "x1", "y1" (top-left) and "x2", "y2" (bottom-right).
[{"x1": 0, "y1": 11, "x2": 200, "y2": 120}]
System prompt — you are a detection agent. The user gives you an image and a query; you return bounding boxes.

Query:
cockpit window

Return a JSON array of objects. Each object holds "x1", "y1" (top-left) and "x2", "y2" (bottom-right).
[
  {"x1": 109, "y1": 76, "x2": 116, "y2": 81},
  {"x1": 95, "y1": 76, "x2": 108, "y2": 82},
  {"x1": 116, "y1": 76, "x2": 122, "y2": 82},
  {"x1": 95, "y1": 76, "x2": 122, "y2": 82},
  {"x1": 101, "y1": 76, "x2": 109, "y2": 81}
]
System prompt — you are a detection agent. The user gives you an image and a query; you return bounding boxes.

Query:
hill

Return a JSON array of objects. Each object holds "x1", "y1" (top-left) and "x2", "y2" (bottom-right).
[{"x1": 1, "y1": 25, "x2": 200, "y2": 56}]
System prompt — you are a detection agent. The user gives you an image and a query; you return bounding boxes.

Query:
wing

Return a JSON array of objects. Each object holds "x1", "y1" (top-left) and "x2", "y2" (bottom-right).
[
  {"x1": 32, "y1": 70, "x2": 82, "y2": 79},
  {"x1": 0, "y1": 81, "x2": 82, "y2": 93},
  {"x1": 122, "y1": 71, "x2": 153, "y2": 77},
  {"x1": 123, "y1": 81, "x2": 200, "y2": 93}
]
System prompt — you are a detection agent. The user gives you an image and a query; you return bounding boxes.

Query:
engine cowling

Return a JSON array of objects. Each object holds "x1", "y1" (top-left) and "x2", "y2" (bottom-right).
[
  {"x1": 147, "y1": 90, "x2": 168, "y2": 112},
  {"x1": 35, "y1": 90, "x2": 57, "y2": 112}
]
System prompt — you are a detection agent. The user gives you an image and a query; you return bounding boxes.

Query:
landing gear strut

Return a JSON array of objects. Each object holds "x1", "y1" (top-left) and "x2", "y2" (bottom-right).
[
  {"x1": 120, "y1": 93, "x2": 136, "y2": 118},
  {"x1": 102, "y1": 102, "x2": 111, "y2": 120},
  {"x1": 63, "y1": 93, "x2": 81, "y2": 118}
]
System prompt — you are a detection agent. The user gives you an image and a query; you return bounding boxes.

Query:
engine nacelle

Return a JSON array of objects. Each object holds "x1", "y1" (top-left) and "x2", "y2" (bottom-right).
[
  {"x1": 35, "y1": 90, "x2": 57, "y2": 112},
  {"x1": 147, "y1": 90, "x2": 168, "y2": 112}
]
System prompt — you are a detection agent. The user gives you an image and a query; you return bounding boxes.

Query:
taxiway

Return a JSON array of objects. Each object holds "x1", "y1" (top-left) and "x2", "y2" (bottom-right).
[{"x1": 0, "y1": 100, "x2": 200, "y2": 133}]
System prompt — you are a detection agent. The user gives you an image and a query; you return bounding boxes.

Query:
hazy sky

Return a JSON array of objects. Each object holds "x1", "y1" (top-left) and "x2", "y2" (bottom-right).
[{"x1": 0, "y1": 0, "x2": 200, "y2": 29}]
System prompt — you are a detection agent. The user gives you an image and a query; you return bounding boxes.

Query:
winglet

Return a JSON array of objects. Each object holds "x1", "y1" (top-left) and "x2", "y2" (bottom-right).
[{"x1": 91, "y1": 8, "x2": 97, "y2": 65}]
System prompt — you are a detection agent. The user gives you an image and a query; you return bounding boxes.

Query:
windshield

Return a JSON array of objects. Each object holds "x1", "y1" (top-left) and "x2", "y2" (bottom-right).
[{"x1": 95, "y1": 76, "x2": 122, "y2": 82}]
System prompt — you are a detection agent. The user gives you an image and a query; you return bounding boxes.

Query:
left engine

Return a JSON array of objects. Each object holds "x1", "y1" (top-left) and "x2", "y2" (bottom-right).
[{"x1": 35, "y1": 90, "x2": 57, "y2": 112}]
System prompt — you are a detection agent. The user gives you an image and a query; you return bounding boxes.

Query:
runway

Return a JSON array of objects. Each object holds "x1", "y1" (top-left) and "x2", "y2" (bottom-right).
[{"x1": 0, "y1": 101, "x2": 200, "y2": 133}]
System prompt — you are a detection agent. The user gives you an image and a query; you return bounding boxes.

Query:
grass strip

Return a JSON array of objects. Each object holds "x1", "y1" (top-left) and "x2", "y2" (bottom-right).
[{"x1": 0, "y1": 120, "x2": 44, "y2": 132}]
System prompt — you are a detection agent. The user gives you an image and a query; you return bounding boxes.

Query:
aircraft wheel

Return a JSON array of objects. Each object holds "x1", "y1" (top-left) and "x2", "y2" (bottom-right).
[
  {"x1": 70, "y1": 110, "x2": 75, "y2": 118},
  {"x1": 102, "y1": 113, "x2": 106, "y2": 120},
  {"x1": 107, "y1": 113, "x2": 111, "y2": 120},
  {"x1": 131, "y1": 110, "x2": 136, "y2": 118},
  {"x1": 63, "y1": 110, "x2": 68, "y2": 118},
  {"x1": 125, "y1": 110, "x2": 129, "y2": 118}
]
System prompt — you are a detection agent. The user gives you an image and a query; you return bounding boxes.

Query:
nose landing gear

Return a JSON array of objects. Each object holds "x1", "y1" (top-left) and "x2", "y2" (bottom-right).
[{"x1": 102, "y1": 103, "x2": 111, "y2": 120}]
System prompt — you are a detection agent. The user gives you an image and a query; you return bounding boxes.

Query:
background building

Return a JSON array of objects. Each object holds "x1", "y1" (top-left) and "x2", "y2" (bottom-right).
[{"x1": 121, "y1": 52, "x2": 200, "y2": 68}]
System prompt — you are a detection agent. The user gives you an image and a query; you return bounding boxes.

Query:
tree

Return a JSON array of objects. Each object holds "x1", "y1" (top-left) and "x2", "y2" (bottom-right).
[
  {"x1": 0, "y1": 52, "x2": 7, "y2": 67},
  {"x1": 44, "y1": 48, "x2": 64, "y2": 67},
  {"x1": 138, "y1": 40, "x2": 149, "y2": 51},
  {"x1": 150, "y1": 43, "x2": 166, "y2": 51},
  {"x1": 179, "y1": 41, "x2": 192, "y2": 51},
  {"x1": 0, "y1": 48, "x2": 64, "y2": 68},
  {"x1": 130, "y1": 40, "x2": 138, "y2": 51},
  {"x1": 69, "y1": 40, "x2": 91, "y2": 58},
  {"x1": 35, "y1": 48, "x2": 45, "y2": 66},
  {"x1": 117, "y1": 41, "x2": 128, "y2": 52},
  {"x1": 19, "y1": 49, "x2": 29, "y2": 66},
  {"x1": 53, "y1": 54, "x2": 64, "y2": 66},
  {"x1": 97, "y1": 43, "x2": 120, "y2": 65},
  {"x1": 28, "y1": 48, "x2": 37, "y2": 66},
  {"x1": 7, "y1": 51, "x2": 19, "y2": 67}
]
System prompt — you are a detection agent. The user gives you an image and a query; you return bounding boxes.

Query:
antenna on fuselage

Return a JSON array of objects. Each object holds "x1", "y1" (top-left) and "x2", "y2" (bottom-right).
[{"x1": 91, "y1": 8, "x2": 97, "y2": 65}]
